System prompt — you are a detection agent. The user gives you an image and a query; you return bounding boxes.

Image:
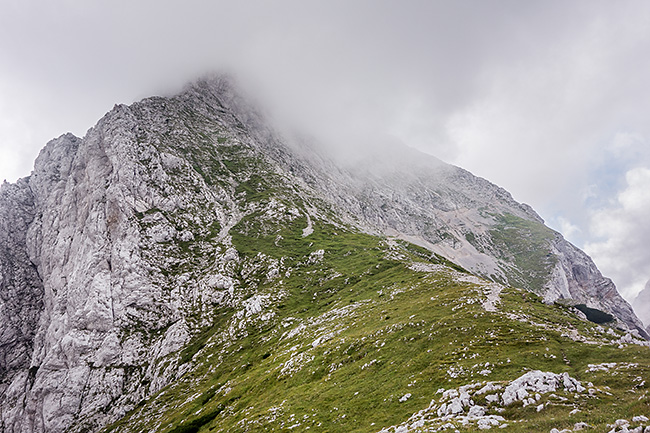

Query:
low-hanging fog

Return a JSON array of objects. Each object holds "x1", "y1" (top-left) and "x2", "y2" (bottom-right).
[{"x1": 2, "y1": 0, "x2": 650, "y2": 323}]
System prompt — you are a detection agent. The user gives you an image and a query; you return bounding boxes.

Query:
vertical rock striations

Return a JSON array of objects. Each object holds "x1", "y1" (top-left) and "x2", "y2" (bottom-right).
[{"x1": 0, "y1": 177, "x2": 44, "y2": 433}]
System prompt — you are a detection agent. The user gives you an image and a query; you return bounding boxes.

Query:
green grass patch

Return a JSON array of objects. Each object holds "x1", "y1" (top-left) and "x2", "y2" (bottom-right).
[{"x1": 489, "y1": 213, "x2": 558, "y2": 292}]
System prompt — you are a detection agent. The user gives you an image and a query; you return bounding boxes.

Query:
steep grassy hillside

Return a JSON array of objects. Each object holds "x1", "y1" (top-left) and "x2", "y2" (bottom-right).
[
  {"x1": 101, "y1": 210, "x2": 650, "y2": 432},
  {"x1": 101, "y1": 84, "x2": 649, "y2": 432}
]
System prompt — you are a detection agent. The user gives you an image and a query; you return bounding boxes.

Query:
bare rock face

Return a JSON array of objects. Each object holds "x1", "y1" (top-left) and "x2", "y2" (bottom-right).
[
  {"x1": 0, "y1": 74, "x2": 646, "y2": 432},
  {"x1": 546, "y1": 236, "x2": 643, "y2": 334},
  {"x1": 0, "y1": 79, "x2": 249, "y2": 432},
  {"x1": 0, "y1": 178, "x2": 44, "y2": 432}
]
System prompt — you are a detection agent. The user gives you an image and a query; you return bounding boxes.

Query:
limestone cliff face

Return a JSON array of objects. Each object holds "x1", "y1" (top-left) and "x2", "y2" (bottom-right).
[
  {"x1": 0, "y1": 178, "x2": 44, "y2": 431},
  {"x1": 0, "y1": 75, "x2": 645, "y2": 432},
  {"x1": 0, "y1": 80, "x2": 251, "y2": 432}
]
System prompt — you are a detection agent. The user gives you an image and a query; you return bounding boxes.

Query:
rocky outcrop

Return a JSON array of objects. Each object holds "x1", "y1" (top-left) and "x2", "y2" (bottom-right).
[
  {"x1": 0, "y1": 85, "x2": 249, "y2": 431},
  {"x1": 547, "y1": 236, "x2": 645, "y2": 336},
  {"x1": 0, "y1": 178, "x2": 44, "y2": 432},
  {"x1": 378, "y1": 370, "x2": 588, "y2": 432}
]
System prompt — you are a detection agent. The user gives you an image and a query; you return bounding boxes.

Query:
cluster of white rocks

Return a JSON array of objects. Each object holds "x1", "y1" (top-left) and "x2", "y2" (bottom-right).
[
  {"x1": 615, "y1": 330, "x2": 650, "y2": 348},
  {"x1": 500, "y1": 370, "x2": 585, "y2": 406},
  {"x1": 550, "y1": 416, "x2": 650, "y2": 433},
  {"x1": 604, "y1": 416, "x2": 650, "y2": 433},
  {"x1": 585, "y1": 362, "x2": 638, "y2": 373},
  {"x1": 378, "y1": 370, "x2": 586, "y2": 432}
]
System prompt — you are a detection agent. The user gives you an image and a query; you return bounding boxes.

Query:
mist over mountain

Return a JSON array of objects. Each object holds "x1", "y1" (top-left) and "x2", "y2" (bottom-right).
[
  {"x1": 633, "y1": 281, "x2": 650, "y2": 333},
  {"x1": 0, "y1": 76, "x2": 648, "y2": 433}
]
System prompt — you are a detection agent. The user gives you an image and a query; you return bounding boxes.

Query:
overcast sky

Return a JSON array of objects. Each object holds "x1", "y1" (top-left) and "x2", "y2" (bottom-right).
[{"x1": 2, "y1": 0, "x2": 650, "y2": 310}]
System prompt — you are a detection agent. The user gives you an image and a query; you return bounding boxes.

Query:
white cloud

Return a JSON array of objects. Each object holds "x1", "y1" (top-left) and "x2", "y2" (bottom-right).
[
  {"x1": 438, "y1": 5, "x2": 650, "y2": 220},
  {"x1": 0, "y1": 85, "x2": 43, "y2": 182},
  {"x1": 611, "y1": 132, "x2": 646, "y2": 157},
  {"x1": 633, "y1": 282, "x2": 650, "y2": 329},
  {"x1": 555, "y1": 217, "x2": 582, "y2": 244},
  {"x1": 584, "y1": 167, "x2": 650, "y2": 301}
]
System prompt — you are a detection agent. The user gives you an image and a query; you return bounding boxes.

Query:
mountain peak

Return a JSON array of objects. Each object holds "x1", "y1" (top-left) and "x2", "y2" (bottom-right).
[{"x1": 0, "y1": 77, "x2": 648, "y2": 433}]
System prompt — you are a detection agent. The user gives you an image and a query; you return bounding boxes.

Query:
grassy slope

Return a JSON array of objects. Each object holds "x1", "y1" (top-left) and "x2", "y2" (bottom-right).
[
  {"x1": 101, "y1": 212, "x2": 650, "y2": 433},
  {"x1": 101, "y1": 102, "x2": 649, "y2": 433},
  {"x1": 486, "y1": 213, "x2": 558, "y2": 293}
]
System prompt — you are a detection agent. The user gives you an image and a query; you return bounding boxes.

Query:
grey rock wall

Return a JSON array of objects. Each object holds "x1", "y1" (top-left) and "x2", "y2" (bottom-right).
[{"x1": 0, "y1": 178, "x2": 44, "y2": 433}]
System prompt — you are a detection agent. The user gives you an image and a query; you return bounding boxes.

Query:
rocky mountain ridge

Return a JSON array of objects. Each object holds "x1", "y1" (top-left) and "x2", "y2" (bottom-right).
[
  {"x1": 211, "y1": 77, "x2": 645, "y2": 336},
  {"x1": 0, "y1": 75, "x2": 648, "y2": 433}
]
